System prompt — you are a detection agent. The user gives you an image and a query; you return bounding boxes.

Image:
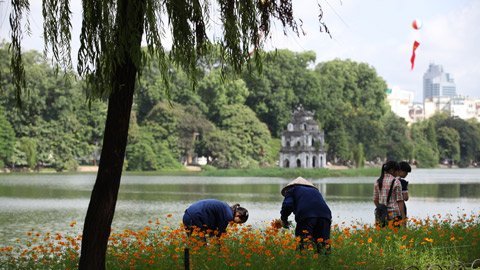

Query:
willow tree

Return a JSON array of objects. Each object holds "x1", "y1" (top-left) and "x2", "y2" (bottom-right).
[{"x1": 8, "y1": 0, "x2": 329, "y2": 268}]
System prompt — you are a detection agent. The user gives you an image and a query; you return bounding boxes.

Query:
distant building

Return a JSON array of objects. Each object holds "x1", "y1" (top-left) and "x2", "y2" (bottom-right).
[
  {"x1": 387, "y1": 64, "x2": 479, "y2": 123},
  {"x1": 423, "y1": 63, "x2": 456, "y2": 100},
  {"x1": 424, "y1": 96, "x2": 452, "y2": 119},
  {"x1": 450, "y1": 96, "x2": 479, "y2": 120},
  {"x1": 386, "y1": 87, "x2": 415, "y2": 123},
  {"x1": 279, "y1": 106, "x2": 326, "y2": 168}
]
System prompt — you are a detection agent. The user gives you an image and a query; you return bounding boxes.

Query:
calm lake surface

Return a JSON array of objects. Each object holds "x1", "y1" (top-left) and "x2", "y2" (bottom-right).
[{"x1": 1, "y1": 168, "x2": 479, "y2": 244}]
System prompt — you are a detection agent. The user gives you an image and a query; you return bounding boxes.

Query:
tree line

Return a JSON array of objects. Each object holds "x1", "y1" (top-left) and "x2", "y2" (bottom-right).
[{"x1": 1, "y1": 43, "x2": 479, "y2": 171}]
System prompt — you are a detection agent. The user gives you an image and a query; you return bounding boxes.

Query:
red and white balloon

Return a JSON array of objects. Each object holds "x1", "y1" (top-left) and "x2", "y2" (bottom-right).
[{"x1": 412, "y1": 19, "x2": 422, "y2": 30}]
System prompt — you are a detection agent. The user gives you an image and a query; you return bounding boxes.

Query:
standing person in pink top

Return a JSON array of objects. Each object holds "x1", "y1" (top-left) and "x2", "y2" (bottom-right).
[{"x1": 373, "y1": 161, "x2": 406, "y2": 227}]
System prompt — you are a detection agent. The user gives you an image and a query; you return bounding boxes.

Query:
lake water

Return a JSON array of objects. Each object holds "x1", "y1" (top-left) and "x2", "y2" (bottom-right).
[{"x1": 1, "y1": 168, "x2": 479, "y2": 245}]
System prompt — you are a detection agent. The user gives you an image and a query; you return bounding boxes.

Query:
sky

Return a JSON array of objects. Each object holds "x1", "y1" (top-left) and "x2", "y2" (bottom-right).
[
  {"x1": 268, "y1": 0, "x2": 480, "y2": 101},
  {"x1": 1, "y1": 0, "x2": 479, "y2": 102}
]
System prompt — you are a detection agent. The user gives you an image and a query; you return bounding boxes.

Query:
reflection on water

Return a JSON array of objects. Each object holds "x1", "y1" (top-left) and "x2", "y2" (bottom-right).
[{"x1": 0, "y1": 169, "x2": 479, "y2": 244}]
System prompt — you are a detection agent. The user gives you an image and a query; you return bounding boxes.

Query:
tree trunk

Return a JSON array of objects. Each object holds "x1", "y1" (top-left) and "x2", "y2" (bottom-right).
[{"x1": 79, "y1": 1, "x2": 146, "y2": 269}]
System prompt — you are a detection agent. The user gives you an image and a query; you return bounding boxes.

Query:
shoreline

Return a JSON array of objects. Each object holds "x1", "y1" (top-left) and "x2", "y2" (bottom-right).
[{"x1": 0, "y1": 164, "x2": 476, "y2": 177}]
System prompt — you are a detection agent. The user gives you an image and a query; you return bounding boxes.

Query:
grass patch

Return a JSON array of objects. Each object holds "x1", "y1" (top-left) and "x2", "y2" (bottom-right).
[{"x1": 198, "y1": 167, "x2": 380, "y2": 178}]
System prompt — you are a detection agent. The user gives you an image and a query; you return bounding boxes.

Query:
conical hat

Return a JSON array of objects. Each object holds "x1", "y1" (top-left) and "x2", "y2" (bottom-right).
[{"x1": 281, "y1": 176, "x2": 317, "y2": 196}]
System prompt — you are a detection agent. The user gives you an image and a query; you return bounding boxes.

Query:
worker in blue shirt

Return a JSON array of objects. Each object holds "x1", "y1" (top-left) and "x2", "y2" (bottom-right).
[
  {"x1": 183, "y1": 199, "x2": 249, "y2": 237},
  {"x1": 280, "y1": 177, "x2": 332, "y2": 253}
]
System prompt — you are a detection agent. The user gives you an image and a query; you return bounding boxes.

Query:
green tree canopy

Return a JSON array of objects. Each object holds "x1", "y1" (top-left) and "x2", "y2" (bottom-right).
[
  {"x1": 243, "y1": 50, "x2": 318, "y2": 137},
  {"x1": 315, "y1": 59, "x2": 388, "y2": 162},
  {"x1": 0, "y1": 106, "x2": 15, "y2": 167},
  {"x1": 382, "y1": 112, "x2": 413, "y2": 161},
  {"x1": 198, "y1": 69, "x2": 250, "y2": 124},
  {"x1": 437, "y1": 126, "x2": 460, "y2": 164}
]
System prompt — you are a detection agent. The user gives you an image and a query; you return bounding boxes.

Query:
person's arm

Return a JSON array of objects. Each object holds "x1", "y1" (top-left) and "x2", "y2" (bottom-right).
[
  {"x1": 401, "y1": 179, "x2": 409, "y2": 201},
  {"x1": 216, "y1": 204, "x2": 234, "y2": 235},
  {"x1": 373, "y1": 182, "x2": 380, "y2": 207},
  {"x1": 280, "y1": 188, "x2": 295, "y2": 228},
  {"x1": 394, "y1": 181, "x2": 406, "y2": 221},
  {"x1": 398, "y1": 200, "x2": 406, "y2": 221}
]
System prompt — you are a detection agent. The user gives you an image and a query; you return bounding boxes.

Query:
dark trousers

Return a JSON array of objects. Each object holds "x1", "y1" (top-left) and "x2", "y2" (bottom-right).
[{"x1": 295, "y1": 217, "x2": 331, "y2": 253}]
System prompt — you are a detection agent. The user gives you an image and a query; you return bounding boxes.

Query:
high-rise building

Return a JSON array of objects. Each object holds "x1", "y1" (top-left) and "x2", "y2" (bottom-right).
[{"x1": 423, "y1": 63, "x2": 456, "y2": 100}]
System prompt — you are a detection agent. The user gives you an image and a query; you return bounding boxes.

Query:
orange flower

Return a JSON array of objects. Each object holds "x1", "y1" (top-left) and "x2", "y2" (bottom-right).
[
  {"x1": 270, "y1": 219, "x2": 283, "y2": 229},
  {"x1": 424, "y1": 237, "x2": 434, "y2": 243}
]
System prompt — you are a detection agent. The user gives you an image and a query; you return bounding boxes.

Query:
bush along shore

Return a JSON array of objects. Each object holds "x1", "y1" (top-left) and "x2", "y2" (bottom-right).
[{"x1": 1, "y1": 213, "x2": 479, "y2": 269}]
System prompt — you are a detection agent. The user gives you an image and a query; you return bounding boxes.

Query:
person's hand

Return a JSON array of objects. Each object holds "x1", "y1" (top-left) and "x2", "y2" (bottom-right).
[{"x1": 281, "y1": 219, "x2": 291, "y2": 229}]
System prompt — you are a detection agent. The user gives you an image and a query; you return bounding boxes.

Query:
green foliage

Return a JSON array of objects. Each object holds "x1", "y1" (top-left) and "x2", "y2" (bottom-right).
[
  {"x1": 326, "y1": 124, "x2": 351, "y2": 163},
  {"x1": 435, "y1": 116, "x2": 480, "y2": 167},
  {"x1": 12, "y1": 137, "x2": 37, "y2": 169},
  {"x1": 0, "y1": 106, "x2": 15, "y2": 167},
  {"x1": 243, "y1": 50, "x2": 317, "y2": 137},
  {"x1": 437, "y1": 126, "x2": 460, "y2": 164},
  {"x1": 140, "y1": 101, "x2": 214, "y2": 166},
  {"x1": 3, "y1": 40, "x2": 479, "y2": 171},
  {"x1": 263, "y1": 138, "x2": 281, "y2": 167},
  {"x1": 198, "y1": 69, "x2": 250, "y2": 124},
  {"x1": 126, "y1": 113, "x2": 182, "y2": 171},
  {"x1": 0, "y1": 44, "x2": 106, "y2": 171},
  {"x1": 135, "y1": 61, "x2": 206, "y2": 123},
  {"x1": 215, "y1": 104, "x2": 272, "y2": 168},
  {"x1": 314, "y1": 59, "x2": 389, "y2": 162},
  {"x1": 383, "y1": 112, "x2": 413, "y2": 161},
  {"x1": 126, "y1": 132, "x2": 181, "y2": 171},
  {"x1": 353, "y1": 143, "x2": 365, "y2": 168},
  {"x1": 411, "y1": 120, "x2": 440, "y2": 168},
  {"x1": 413, "y1": 139, "x2": 438, "y2": 168}
]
